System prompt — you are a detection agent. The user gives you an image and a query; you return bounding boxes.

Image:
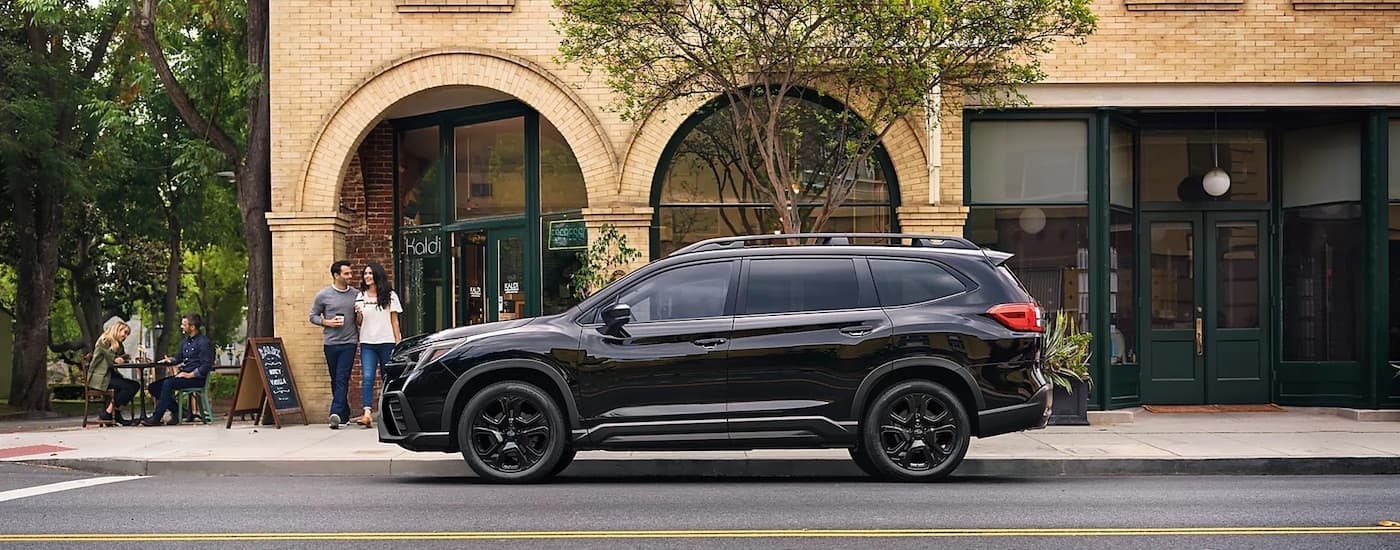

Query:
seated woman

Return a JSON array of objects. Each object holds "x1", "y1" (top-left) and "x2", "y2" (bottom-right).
[{"x1": 86, "y1": 321, "x2": 141, "y2": 426}]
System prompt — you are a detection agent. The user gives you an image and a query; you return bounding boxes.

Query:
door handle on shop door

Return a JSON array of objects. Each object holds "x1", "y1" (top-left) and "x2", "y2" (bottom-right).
[
  {"x1": 840, "y1": 326, "x2": 875, "y2": 337},
  {"x1": 692, "y1": 338, "x2": 727, "y2": 348}
]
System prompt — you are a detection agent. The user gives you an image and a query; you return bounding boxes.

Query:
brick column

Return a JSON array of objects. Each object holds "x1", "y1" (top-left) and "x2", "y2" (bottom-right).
[
  {"x1": 268, "y1": 212, "x2": 351, "y2": 422},
  {"x1": 897, "y1": 205, "x2": 971, "y2": 238}
]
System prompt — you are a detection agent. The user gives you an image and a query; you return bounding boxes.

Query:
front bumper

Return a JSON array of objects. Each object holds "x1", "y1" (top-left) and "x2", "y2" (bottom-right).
[
  {"x1": 377, "y1": 390, "x2": 453, "y2": 452},
  {"x1": 976, "y1": 383, "x2": 1051, "y2": 438}
]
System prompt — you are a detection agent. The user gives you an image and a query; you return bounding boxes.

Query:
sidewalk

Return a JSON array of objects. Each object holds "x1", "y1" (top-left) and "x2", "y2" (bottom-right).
[{"x1": 2, "y1": 407, "x2": 1399, "y2": 478}]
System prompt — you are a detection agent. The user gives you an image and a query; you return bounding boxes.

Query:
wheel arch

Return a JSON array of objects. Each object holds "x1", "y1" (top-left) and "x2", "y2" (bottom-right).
[
  {"x1": 443, "y1": 358, "x2": 582, "y2": 449},
  {"x1": 852, "y1": 356, "x2": 985, "y2": 433}
]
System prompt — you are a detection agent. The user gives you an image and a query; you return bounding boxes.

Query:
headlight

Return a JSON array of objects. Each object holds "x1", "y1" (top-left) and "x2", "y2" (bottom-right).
[{"x1": 415, "y1": 338, "x2": 466, "y2": 370}]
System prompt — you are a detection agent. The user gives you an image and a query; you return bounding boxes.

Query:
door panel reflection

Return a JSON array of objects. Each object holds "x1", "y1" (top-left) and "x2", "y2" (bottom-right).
[{"x1": 1150, "y1": 222, "x2": 1194, "y2": 330}]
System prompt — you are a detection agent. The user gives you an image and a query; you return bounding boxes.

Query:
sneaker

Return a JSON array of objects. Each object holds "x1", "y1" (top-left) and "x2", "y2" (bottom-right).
[
  {"x1": 329, "y1": 413, "x2": 341, "y2": 430},
  {"x1": 357, "y1": 412, "x2": 373, "y2": 428}
]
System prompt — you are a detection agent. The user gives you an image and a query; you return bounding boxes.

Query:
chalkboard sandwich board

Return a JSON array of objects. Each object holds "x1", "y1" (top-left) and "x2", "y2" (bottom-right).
[{"x1": 226, "y1": 337, "x2": 308, "y2": 428}]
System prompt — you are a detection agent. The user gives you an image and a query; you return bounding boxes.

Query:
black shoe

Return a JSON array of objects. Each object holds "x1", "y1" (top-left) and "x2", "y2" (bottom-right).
[
  {"x1": 98, "y1": 411, "x2": 113, "y2": 422},
  {"x1": 114, "y1": 411, "x2": 128, "y2": 424},
  {"x1": 139, "y1": 418, "x2": 162, "y2": 427},
  {"x1": 166, "y1": 418, "x2": 181, "y2": 426}
]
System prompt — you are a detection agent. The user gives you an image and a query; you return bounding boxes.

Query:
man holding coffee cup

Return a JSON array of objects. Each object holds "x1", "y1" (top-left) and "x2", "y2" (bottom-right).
[{"x1": 309, "y1": 260, "x2": 360, "y2": 429}]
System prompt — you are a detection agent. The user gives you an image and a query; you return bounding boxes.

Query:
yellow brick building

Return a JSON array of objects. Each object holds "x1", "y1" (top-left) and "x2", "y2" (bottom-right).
[{"x1": 271, "y1": 0, "x2": 1400, "y2": 419}]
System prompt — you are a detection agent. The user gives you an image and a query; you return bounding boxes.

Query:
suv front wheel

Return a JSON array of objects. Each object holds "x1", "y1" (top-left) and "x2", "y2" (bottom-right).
[
  {"x1": 458, "y1": 381, "x2": 568, "y2": 483},
  {"x1": 859, "y1": 380, "x2": 970, "y2": 481}
]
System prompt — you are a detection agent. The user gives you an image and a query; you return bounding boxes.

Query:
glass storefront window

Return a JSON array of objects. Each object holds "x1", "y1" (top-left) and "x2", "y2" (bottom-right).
[
  {"x1": 1282, "y1": 203, "x2": 1362, "y2": 362},
  {"x1": 1389, "y1": 204, "x2": 1399, "y2": 398},
  {"x1": 1389, "y1": 119, "x2": 1399, "y2": 200},
  {"x1": 966, "y1": 207, "x2": 1090, "y2": 326},
  {"x1": 1140, "y1": 129, "x2": 1268, "y2": 203},
  {"x1": 1282, "y1": 124, "x2": 1360, "y2": 208},
  {"x1": 398, "y1": 126, "x2": 442, "y2": 226},
  {"x1": 1110, "y1": 124, "x2": 1134, "y2": 208},
  {"x1": 540, "y1": 118, "x2": 588, "y2": 214},
  {"x1": 968, "y1": 120, "x2": 1088, "y2": 204},
  {"x1": 1109, "y1": 209, "x2": 1136, "y2": 365},
  {"x1": 654, "y1": 94, "x2": 894, "y2": 254},
  {"x1": 541, "y1": 214, "x2": 585, "y2": 315},
  {"x1": 455, "y1": 117, "x2": 526, "y2": 220}
]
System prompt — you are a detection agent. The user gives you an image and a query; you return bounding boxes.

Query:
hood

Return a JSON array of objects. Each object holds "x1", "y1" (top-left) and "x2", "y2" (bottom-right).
[{"x1": 425, "y1": 317, "x2": 537, "y2": 344}]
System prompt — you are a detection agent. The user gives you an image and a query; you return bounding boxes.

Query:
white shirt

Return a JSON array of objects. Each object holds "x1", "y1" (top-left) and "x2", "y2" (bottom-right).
[{"x1": 357, "y1": 290, "x2": 403, "y2": 345}]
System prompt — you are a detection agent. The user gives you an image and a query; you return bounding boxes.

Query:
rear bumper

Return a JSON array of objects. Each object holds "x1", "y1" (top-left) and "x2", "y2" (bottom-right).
[
  {"x1": 976, "y1": 384, "x2": 1051, "y2": 438},
  {"x1": 377, "y1": 390, "x2": 453, "y2": 452}
]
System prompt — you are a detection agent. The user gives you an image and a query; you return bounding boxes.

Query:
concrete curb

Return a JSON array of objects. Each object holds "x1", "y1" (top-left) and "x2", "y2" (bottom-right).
[{"x1": 20, "y1": 456, "x2": 1400, "y2": 478}]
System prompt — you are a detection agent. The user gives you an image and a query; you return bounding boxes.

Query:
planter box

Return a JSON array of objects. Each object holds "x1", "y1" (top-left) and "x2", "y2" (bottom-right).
[{"x1": 1048, "y1": 378, "x2": 1090, "y2": 426}]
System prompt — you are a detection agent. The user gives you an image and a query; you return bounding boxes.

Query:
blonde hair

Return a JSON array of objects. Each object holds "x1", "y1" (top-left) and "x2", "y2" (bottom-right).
[{"x1": 97, "y1": 321, "x2": 130, "y2": 352}]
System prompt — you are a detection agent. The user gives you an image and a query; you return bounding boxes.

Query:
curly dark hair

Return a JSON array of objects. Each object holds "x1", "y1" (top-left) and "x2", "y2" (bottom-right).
[{"x1": 363, "y1": 261, "x2": 396, "y2": 310}]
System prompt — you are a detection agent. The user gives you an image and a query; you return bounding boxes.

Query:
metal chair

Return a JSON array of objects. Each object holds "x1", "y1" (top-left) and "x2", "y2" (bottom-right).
[
  {"x1": 81, "y1": 364, "x2": 116, "y2": 428},
  {"x1": 175, "y1": 374, "x2": 215, "y2": 424}
]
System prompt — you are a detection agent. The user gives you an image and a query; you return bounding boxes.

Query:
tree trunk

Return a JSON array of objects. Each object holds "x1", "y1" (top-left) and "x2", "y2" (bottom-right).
[
  {"x1": 243, "y1": 0, "x2": 273, "y2": 338},
  {"x1": 9, "y1": 190, "x2": 62, "y2": 411},
  {"x1": 160, "y1": 212, "x2": 181, "y2": 358}
]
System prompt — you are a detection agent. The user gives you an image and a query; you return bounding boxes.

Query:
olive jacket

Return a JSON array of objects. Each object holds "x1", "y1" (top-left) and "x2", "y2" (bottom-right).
[{"x1": 85, "y1": 337, "x2": 128, "y2": 391}]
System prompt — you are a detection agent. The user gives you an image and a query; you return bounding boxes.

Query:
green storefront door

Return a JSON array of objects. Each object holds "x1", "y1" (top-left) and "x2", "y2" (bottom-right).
[
  {"x1": 1140, "y1": 211, "x2": 1270, "y2": 404},
  {"x1": 486, "y1": 227, "x2": 527, "y2": 323}
]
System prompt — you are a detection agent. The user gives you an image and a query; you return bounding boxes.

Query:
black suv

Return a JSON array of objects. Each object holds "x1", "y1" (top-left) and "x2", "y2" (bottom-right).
[{"x1": 378, "y1": 233, "x2": 1049, "y2": 482}]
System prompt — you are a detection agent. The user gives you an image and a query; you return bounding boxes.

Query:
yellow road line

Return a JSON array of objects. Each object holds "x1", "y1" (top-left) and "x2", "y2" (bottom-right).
[{"x1": 1, "y1": 527, "x2": 1397, "y2": 542}]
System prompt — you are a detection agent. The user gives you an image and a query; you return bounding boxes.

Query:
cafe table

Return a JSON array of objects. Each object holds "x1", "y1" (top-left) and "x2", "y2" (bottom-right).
[{"x1": 119, "y1": 361, "x2": 169, "y2": 422}]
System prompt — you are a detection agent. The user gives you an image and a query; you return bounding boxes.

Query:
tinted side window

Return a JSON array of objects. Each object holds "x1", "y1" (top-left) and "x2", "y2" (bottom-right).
[
  {"x1": 870, "y1": 259, "x2": 967, "y2": 306},
  {"x1": 743, "y1": 258, "x2": 860, "y2": 314},
  {"x1": 614, "y1": 262, "x2": 734, "y2": 322}
]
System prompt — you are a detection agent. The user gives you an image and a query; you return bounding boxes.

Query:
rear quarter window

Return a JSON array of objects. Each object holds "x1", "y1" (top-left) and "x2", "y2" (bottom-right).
[{"x1": 870, "y1": 259, "x2": 968, "y2": 306}]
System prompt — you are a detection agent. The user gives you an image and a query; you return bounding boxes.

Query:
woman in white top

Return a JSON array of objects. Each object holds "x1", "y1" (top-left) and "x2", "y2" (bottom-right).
[{"x1": 354, "y1": 261, "x2": 403, "y2": 428}]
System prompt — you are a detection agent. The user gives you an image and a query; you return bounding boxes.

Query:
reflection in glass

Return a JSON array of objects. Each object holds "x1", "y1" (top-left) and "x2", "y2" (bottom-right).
[
  {"x1": 398, "y1": 126, "x2": 441, "y2": 226},
  {"x1": 969, "y1": 120, "x2": 1089, "y2": 204},
  {"x1": 1140, "y1": 129, "x2": 1268, "y2": 203},
  {"x1": 453, "y1": 231, "x2": 486, "y2": 326},
  {"x1": 966, "y1": 207, "x2": 1089, "y2": 325},
  {"x1": 1109, "y1": 125, "x2": 1135, "y2": 208},
  {"x1": 540, "y1": 117, "x2": 588, "y2": 214},
  {"x1": 1109, "y1": 209, "x2": 1136, "y2": 364},
  {"x1": 656, "y1": 206, "x2": 890, "y2": 256},
  {"x1": 1389, "y1": 204, "x2": 1400, "y2": 398},
  {"x1": 1215, "y1": 221, "x2": 1258, "y2": 329},
  {"x1": 497, "y1": 236, "x2": 525, "y2": 321},
  {"x1": 401, "y1": 255, "x2": 444, "y2": 336},
  {"x1": 1282, "y1": 204, "x2": 1361, "y2": 361},
  {"x1": 541, "y1": 214, "x2": 585, "y2": 316},
  {"x1": 1149, "y1": 222, "x2": 1194, "y2": 330},
  {"x1": 455, "y1": 118, "x2": 526, "y2": 220}
]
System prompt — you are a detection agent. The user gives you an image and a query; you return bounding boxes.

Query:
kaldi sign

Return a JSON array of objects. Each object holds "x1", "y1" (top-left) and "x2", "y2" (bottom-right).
[{"x1": 403, "y1": 231, "x2": 442, "y2": 258}]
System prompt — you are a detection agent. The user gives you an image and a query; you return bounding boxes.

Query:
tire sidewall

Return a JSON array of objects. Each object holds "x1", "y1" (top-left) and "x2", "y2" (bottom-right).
[
  {"x1": 860, "y1": 380, "x2": 970, "y2": 482},
  {"x1": 458, "y1": 381, "x2": 567, "y2": 483}
]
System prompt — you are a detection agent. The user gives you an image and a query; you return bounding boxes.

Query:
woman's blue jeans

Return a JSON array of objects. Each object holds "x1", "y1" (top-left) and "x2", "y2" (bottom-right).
[{"x1": 360, "y1": 343, "x2": 396, "y2": 410}]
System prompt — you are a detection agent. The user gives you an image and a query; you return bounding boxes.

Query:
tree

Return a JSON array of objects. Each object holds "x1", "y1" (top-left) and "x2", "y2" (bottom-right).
[
  {"x1": 1, "y1": 0, "x2": 125, "y2": 410},
  {"x1": 555, "y1": 0, "x2": 1095, "y2": 233},
  {"x1": 133, "y1": 0, "x2": 272, "y2": 338}
]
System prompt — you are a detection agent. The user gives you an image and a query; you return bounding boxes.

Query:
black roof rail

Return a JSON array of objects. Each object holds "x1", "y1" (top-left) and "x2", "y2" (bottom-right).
[{"x1": 669, "y1": 233, "x2": 982, "y2": 256}]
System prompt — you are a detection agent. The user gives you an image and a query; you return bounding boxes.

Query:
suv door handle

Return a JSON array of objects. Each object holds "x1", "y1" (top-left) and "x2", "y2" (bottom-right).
[
  {"x1": 692, "y1": 338, "x2": 727, "y2": 349},
  {"x1": 839, "y1": 325, "x2": 875, "y2": 337}
]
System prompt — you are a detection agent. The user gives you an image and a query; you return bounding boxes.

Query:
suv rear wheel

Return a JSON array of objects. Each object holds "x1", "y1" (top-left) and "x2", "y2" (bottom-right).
[
  {"x1": 458, "y1": 381, "x2": 567, "y2": 483},
  {"x1": 859, "y1": 380, "x2": 970, "y2": 481}
]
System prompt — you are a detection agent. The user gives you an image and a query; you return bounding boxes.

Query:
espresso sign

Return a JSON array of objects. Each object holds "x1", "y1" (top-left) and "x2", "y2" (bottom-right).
[
  {"x1": 548, "y1": 219, "x2": 587, "y2": 250},
  {"x1": 226, "y1": 337, "x2": 307, "y2": 428}
]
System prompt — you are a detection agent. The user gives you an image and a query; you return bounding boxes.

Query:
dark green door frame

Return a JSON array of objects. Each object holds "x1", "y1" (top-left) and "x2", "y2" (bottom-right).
[{"x1": 1139, "y1": 211, "x2": 1271, "y2": 404}]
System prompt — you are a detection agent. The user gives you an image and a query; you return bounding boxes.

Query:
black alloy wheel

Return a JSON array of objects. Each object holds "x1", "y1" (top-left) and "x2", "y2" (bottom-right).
[
  {"x1": 458, "y1": 381, "x2": 567, "y2": 483},
  {"x1": 859, "y1": 380, "x2": 970, "y2": 481}
]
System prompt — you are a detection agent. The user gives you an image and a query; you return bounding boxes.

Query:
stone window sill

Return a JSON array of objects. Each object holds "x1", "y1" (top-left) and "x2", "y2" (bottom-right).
[
  {"x1": 396, "y1": 0, "x2": 514, "y2": 13},
  {"x1": 1124, "y1": 0, "x2": 1243, "y2": 10}
]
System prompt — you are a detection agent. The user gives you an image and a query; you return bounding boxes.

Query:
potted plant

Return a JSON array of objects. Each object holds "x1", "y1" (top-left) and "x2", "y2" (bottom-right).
[{"x1": 1044, "y1": 310, "x2": 1093, "y2": 426}]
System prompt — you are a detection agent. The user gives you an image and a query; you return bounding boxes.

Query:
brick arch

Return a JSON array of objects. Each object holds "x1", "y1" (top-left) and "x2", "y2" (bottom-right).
[
  {"x1": 294, "y1": 49, "x2": 618, "y2": 213},
  {"x1": 617, "y1": 93, "x2": 929, "y2": 206}
]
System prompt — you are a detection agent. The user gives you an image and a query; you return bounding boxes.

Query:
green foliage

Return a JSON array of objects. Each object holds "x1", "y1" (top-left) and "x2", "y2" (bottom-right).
[
  {"x1": 568, "y1": 224, "x2": 641, "y2": 300},
  {"x1": 208, "y1": 372, "x2": 237, "y2": 400},
  {"x1": 554, "y1": 0, "x2": 1095, "y2": 232},
  {"x1": 1043, "y1": 310, "x2": 1093, "y2": 393},
  {"x1": 178, "y1": 244, "x2": 247, "y2": 346}
]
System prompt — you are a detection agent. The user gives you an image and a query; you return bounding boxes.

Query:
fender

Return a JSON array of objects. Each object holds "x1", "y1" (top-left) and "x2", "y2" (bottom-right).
[
  {"x1": 442, "y1": 358, "x2": 582, "y2": 431},
  {"x1": 851, "y1": 356, "x2": 985, "y2": 419}
]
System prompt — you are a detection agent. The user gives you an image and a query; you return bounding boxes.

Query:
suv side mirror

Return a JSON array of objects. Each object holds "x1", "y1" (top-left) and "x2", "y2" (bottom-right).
[{"x1": 600, "y1": 304, "x2": 632, "y2": 336}]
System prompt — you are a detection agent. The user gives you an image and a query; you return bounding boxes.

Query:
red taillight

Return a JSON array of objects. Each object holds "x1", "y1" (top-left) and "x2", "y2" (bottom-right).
[{"x1": 987, "y1": 303, "x2": 1044, "y2": 333}]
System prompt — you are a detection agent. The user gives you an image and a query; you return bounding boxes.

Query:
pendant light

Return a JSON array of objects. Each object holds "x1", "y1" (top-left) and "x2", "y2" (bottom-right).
[{"x1": 1202, "y1": 111, "x2": 1231, "y2": 197}]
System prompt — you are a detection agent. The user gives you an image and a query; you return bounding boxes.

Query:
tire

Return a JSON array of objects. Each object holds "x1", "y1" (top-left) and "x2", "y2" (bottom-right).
[
  {"x1": 458, "y1": 381, "x2": 568, "y2": 483},
  {"x1": 848, "y1": 446, "x2": 879, "y2": 478},
  {"x1": 550, "y1": 447, "x2": 577, "y2": 476},
  {"x1": 858, "y1": 380, "x2": 970, "y2": 482}
]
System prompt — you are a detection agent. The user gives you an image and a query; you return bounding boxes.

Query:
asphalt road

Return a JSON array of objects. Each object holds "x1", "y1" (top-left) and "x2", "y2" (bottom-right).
[{"x1": 2, "y1": 462, "x2": 1398, "y2": 549}]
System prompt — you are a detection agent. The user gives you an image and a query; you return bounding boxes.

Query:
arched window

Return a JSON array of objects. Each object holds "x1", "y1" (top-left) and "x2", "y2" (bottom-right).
[{"x1": 652, "y1": 91, "x2": 898, "y2": 256}]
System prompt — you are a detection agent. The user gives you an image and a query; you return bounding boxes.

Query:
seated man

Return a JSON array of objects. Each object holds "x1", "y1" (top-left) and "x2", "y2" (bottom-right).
[{"x1": 140, "y1": 313, "x2": 214, "y2": 426}]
